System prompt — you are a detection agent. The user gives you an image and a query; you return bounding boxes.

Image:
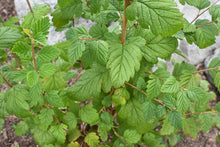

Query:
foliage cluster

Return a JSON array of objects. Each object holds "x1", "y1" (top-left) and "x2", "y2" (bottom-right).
[{"x1": 0, "y1": 0, "x2": 220, "y2": 146}]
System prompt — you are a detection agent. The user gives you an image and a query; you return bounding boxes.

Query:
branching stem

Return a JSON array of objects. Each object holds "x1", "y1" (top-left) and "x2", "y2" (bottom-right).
[
  {"x1": 196, "y1": 20, "x2": 217, "y2": 28},
  {"x1": 121, "y1": 0, "x2": 131, "y2": 45},
  {"x1": 12, "y1": 53, "x2": 22, "y2": 70},
  {"x1": 192, "y1": 67, "x2": 220, "y2": 74},
  {"x1": 191, "y1": 0, "x2": 220, "y2": 24},
  {"x1": 26, "y1": 0, "x2": 33, "y2": 13},
  {"x1": 3, "y1": 62, "x2": 19, "y2": 71},
  {"x1": 0, "y1": 72, "x2": 13, "y2": 87}
]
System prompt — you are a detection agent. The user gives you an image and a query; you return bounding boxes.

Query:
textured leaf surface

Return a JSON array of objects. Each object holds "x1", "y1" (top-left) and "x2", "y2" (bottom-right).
[
  {"x1": 208, "y1": 57, "x2": 220, "y2": 78},
  {"x1": 182, "y1": 0, "x2": 210, "y2": 10},
  {"x1": 123, "y1": 129, "x2": 141, "y2": 144},
  {"x1": 107, "y1": 40, "x2": 142, "y2": 87},
  {"x1": 14, "y1": 121, "x2": 29, "y2": 136},
  {"x1": 125, "y1": 0, "x2": 184, "y2": 36},
  {"x1": 176, "y1": 91, "x2": 190, "y2": 114},
  {"x1": 38, "y1": 108, "x2": 54, "y2": 130},
  {"x1": 27, "y1": 71, "x2": 39, "y2": 87},
  {"x1": 161, "y1": 76, "x2": 179, "y2": 93},
  {"x1": 68, "y1": 40, "x2": 85, "y2": 64},
  {"x1": 169, "y1": 111, "x2": 182, "y2": 128},
  {"x1": 73, "y1": 64, "x2": 110, "y2": 101},
  {"x1": 0, "y1": 27, "x2": 22, "y2": 48},
  {"x1": 39, "y1": 63, "x2": 57, "y2": 78},
  {"x1": 63, "y1": 112, "x2": 77, "y2": 130},
  {"x1": 45, "y1": 90, "x2": 64, "y2": 107},
  {"x1": 214, "y1": 72, "x2": 220, "y2": 92},
  {"x1": 12, "y1": 41, "x2": 31, "y2": 58},
  {"x1": 146, "y1": 76, "x2": 161, "y2": 100},
  {"x1": 79, "y1": 104, "x2": 99, "y2": 124},
  {"x1": 194, "y1": 19, "x2": 218, "y2": 49},
  {"x1": 85, "y1": 132, "x2": 100, "y2": 147},
  {"x1": 160, "y1": 116, "x2": 175, "y2": 135},
  {"x1": 143, "y1": 101, "x2": 156, "y2": 121},
  {"x1": 37, "y1": 46, "x2": 60, "y2": 64},
  {"x1": 33, "y1": 129, "x2": 55, "y2": 145},
  {"x1": 209, "y1": 5, "x2": 220, "y2": 20},
  {"x1": 141, "y1": 30, "x2": 178, "y2": 63},
  {"x1": 50, "y1": 124, "x2": 67, "y2": 144},
  {"x1": 33, "y1": 16, "x2": 50, "y2": 35}
]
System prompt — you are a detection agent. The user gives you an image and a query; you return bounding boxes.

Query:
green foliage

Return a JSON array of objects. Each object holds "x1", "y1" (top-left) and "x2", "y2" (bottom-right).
[{"x1": 1, "y1": 0, "x2": 220, "y2": 146}]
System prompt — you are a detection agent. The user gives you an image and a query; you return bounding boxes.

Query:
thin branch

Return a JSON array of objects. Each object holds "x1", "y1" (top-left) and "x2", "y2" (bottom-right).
[
  {"x1": 53, "y1": 115, "x2": 60, "y2": 124},
  {"x1": 121, "y1": 0, "x2": 131, "y2": 45},
  {"x1": 85, "y1": 0, "x2": 91, "y2": 8},
  {"x1": 183, "y1": 111, "x2": 220, "y2": 117},
  {"x1": 3, "y1": 62, "x2": 19, "y2": 71},
  {"x1": 196, "y1": 20, "x2": 217, "y2": 28},
  {"x1": 124, "y1": 82, "x2": 175, "y2": 110},
  {"x1": 191, "y1": 0, "x2": 220, "y2": 24},
  {"x1": 12, "y1": 53, "x2": 22, "y2": 70},
  {"x1": 0, "y1": 72, "x2": 13, "y2": 87},
  {"x1": 80, "y1": 37, "x2": 102, "y2": 41},
  {"x1": 112, "y1": 127, "x2": 128, "y2": 146},
  {"x1": 192, "y1": 67, "x2": 220, "y2": 74},
  {"x1": 26, "y1": 0, "x2": 33, "y2": 13}
]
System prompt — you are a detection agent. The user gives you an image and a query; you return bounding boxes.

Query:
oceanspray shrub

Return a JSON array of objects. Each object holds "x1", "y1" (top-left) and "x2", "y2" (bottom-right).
[{"x1": 0, "y1": 0, "x2": 220, "y2": 146}]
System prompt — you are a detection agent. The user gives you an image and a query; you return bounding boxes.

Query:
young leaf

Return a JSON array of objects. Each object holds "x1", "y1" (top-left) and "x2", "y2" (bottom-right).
[
  {"x1": 0, "y1": 27, "x2": 22, "y2": 48},
  {"x1": 30, "y1": 82, "x2": 44, "y2": 107},
  {"x1": 33, "y1": 129, "x2": 55, "y2": 146},
  {"x1": 187, "y1": 87, "x2": 206, "y2": 101},
  {"x1": 107, "y1": 41, "x2": 142, "y2": 88},
  {"x1": 27, "y1": 71, "x2": 39, "y2": 87},
  {"x1": 49, "y1": 124, "x2": 67, "y2": 144},
  {"x1": 68, "y1": 40, "x2": 85, "y2": 64},
  {"x1": 12, "y1": 41, "x2": 32, "y2": 58},
  {"x1": 37, "y1": 46, "x2": 60, "y2": 65},
  {"x1": 123, "y1": 129, "x2": 141, "y2": 145},
  {"x1": 79, "y1": 104, "x2": 99, "y2": 124},
  {"x1": 125, "y1": 0, "x2": 184, "y2": 36},
  {"x1": 112, "y1": 88, "x2": 130, "y2": 106},
  {"x1": 161, "y1": 76, "x2": 180, "y2": 93},
  {"x1": 142, "y1": 101, "x2": 156, "y2": 121},
  {"x1": 32, "y1": 16, "x2": 50, "y2": 36},
  {"x1": 84, "y1": 132, "x2": 100, "y2": 147},
  {"x1": 89, "y1": 24, "x2": 108, "y2": 40},
  {"x1": 39, "y1": 63, "x2": 57, "y2": 78}
]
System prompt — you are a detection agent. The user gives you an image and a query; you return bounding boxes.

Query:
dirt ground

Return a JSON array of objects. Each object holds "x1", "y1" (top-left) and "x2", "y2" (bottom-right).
[{"x1": 0, "y1": 0, "x2": 220, "y2": 147}]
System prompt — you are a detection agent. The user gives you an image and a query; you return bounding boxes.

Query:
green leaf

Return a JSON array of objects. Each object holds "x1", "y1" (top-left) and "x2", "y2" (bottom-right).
[
  {"x1": 12, "y1": 41, "x2": 31, "y2": 58},
  {"x1": 39, "y1": 63, "x2": 57, "y2": 78},
  {"x1": 33, "y1": 16, "x2": 50, "y2": 36},
  {"x1": 73, "y1": 64, "x2": 110, "y2": 101},
  {"x1": 125, "y1": 0, "x2": 184, "y2": 36},
  {"x1": 45, "y1": 90, "x2": 64, "y2": 107},
  {"x1": 176, "y1": 91, "x2": 190, "y2": 114},
  {"x1": 183, "y1": 0, "x2": 210, "y2": 10},
  {"x1": 68, "y1": 40, "x2": 85, "y2": 64},
  {"x1": 65, "y1": 70, "x2": 77, "y2": 81},
  {"x1": 89, "y1": 24, "x2": 108, "y2": 40},
  {"x1": 162, "y1": 95, "x2": 176, "y2": 109},
  {"x1": 99, "y1": 112, "x2": 113, "y2": 132},
  {"x1": 0, "y1": 49, "x2": 7, "y2": 63},
  {"x1": 14, "y1": 121, "x2": 29, "y2": 136},
  {"x1": 215, "y1": 102, "x2": 220, "y2": 112},
  {"x1": 143, "y1": 133, "x2": 164, "y2": 147},
  {"x1": 37, "y1": 46, "x2": 60, "y2": 65},
  {"x1": 183, "y1": 20, "x2": 196, "y2": 33},
  {"x1": 161, "y1": 76, "x2": 180, "y2": 93},
  {"x1": 183, "y1": 117, "x2": 200, "y2": 138},
  {"x1": 199, "y1": 114, "x2": 213, "y2": 133},
  {"x1": 187, "y1": 87, "x2": 206, "y2": 101},
  {"x1": 33, "y1": 32, "x2": 47, "y2": 45},
  {"x1": 194, "y1": 19, "x2": 218, "y2": 49},
  {"x1": 143, "y1": 101, "x2": 156, "y2": 121},
  {"x1": 107, "y1": 41, "x2": 142, "y2": 88},
  {"x1": 30, "y1": 82, "x2": 44, "y2": 107},
  {"x1": 38, "y1": 108, "x2": 55, "y2": 130},
  {"x1": 79, "y1": 104, "x2": 99, "y2": 124},
  {"x1": 66, "y1": 26, "x2": 89, "y2": 41},
  {"x1": 123, "y1": 129, "x2": 141, "y2": 145},
  {"x1": 180, "y1": 70, "x2": 200, "y2": 88},
  {"x1": 82, "y1": 40, "x2": 108, "y2": 68},
  {"x1": 49, "y1": 124, "x2": 67, "y2": 144},
  {"x1": 141, "y1": 30, "x2": 178, "y2": 63},
  {"x1": 146, "y1": 75, "x2": 161, "y2": 100},
  {"x1": 5, "y1": 85, "x2": 31, "y2": 117},
  {"x1": 156, "y1": 105, "x2": 166, "y2": 118},
  {"x1": 27, "y1": 71, "x2": 39, "y2": 87},
  {"x1": 173, "y1": 62, "x2": 196, "y2": 79},
  {"x1": 161, "y1": 116, "x2": 175, "y2": 135},
  {"x1": 0, "y1": 27, "x2": 22, "y2": 48},
  {"x1": 112, "y1": 88, "x2": 130, "y2": 106},
  {"x1": 33, "y1": 129, "x2": 55, "y2": 145},
  {"x1": 214, "y1": 72, "x2": 220, "y2": 92},
  {"x1": 209, "y1": 5, "x2": 220, "y2": 21},
  {"x1": 208, "y1": 57, "x2": 220, "y2": 78},
  {"x1": 43, "y1": 72, "x2": 67, "y2": 91},
  {"x1": 63, "y1": 112, "x2": 77, "y2": 130},
  {"x1": 118, "y1": 100, "x2": 147, "y2": 133},
  {"x1": 84, "y1": 132, "x2": 100, "y2": 147},
  {"x1": 169, "y1": 111, "x2": 182, "y2": 128}
]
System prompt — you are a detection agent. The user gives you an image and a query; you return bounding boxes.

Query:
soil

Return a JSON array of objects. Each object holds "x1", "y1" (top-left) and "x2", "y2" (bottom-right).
[{"x1": 1, "y1": 0, "x2": 220, "y2": 147}]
